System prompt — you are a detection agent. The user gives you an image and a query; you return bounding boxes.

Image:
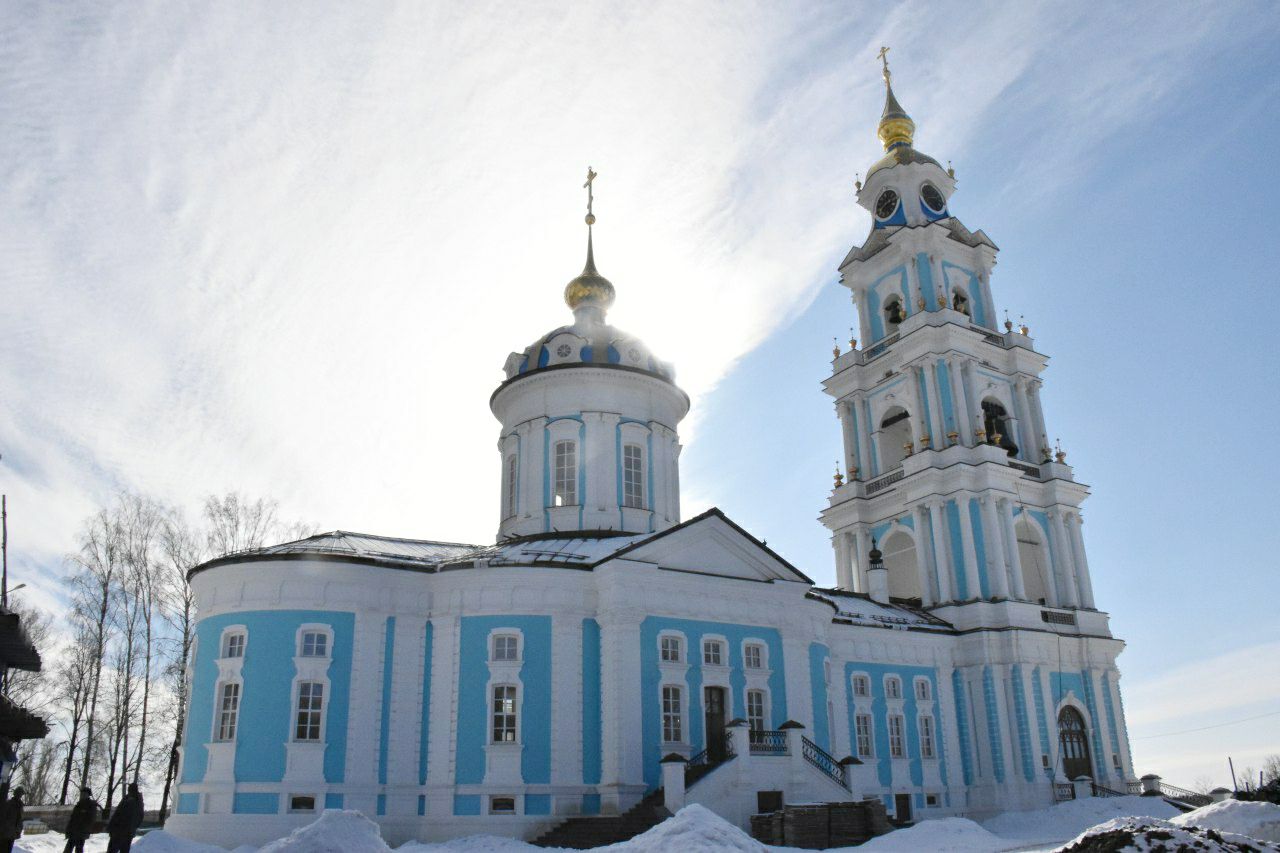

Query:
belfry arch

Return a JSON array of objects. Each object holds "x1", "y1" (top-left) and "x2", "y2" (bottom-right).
[
  {"x1": 1015, "y1": 516, "x2": 1054, "y2": 605},
  {"x1": 881, "y1": 529, "x2": 921, "y2": 601},
  {"x1": 878, "y1": 406, "x2": 914, "y2": 470}
]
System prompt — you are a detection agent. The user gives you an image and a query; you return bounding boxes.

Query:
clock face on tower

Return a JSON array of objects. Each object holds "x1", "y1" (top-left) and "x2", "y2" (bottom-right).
[
  {"x1": 875, "y1": 189, "x2": 900, "y2": 220},
  {"x1": 920, "y1": 182, "x2": 946, "y2": 214}
]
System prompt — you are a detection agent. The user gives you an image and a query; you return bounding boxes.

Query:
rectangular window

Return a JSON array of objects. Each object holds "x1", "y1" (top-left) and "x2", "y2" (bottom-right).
[
  {"x1": 746, "y1": 690, "x2": 766, "y2": 731},
  {"x1": 925, "y1": 793, "x2": 940, "y2": 807},
  {"x1": 216, "y1": 682, "x2": 240, "y2": 741},
  {"x1": 300, "y1": 631, "x2": 328, "y2": 658},
  {"x1": 1112, "y1": 753, "x2": 1122, "y2": 771},
  {"x1": 915, "y1": 679, "x2": 931, "y2": 701},
  {"x1": 492, "y1": 634, "x2": 519, "y2": 662},
  {"x1": 288, "y1": 795, "x2": 316, "y2": 813},
  {"x1": 660, "y1": 636, "x2": 682, "y2": 663},
  {"x1": 919, "y1": 715, "x2": 936, "y2": 759},
  {"x1": 490, "y1": 796, "x2": 516, "y2": 815},
  {"x1": 492, "y1": 685, "x2": 518, "y2": 743},
  {"x1": 889, "y1": 714, "x2": 905, "y2": 758},
  {"x1": 223, "y1": 633, "x2": 245, "y2": 658},
  {"x1": 852, "y1": 675, "x2": 870, "y2": 697},
  {"x1": 744, "y1": 644, "x2": 763, "y2": 669},
  {"x1": 505, "y1": 455, "x2": 518, "y2": 518},
  {"x1": 886, "y1": 677, "x2": 902, "y2": 699},
  {"x1": 662, "y1": 685, "x2": 683, "y2": 742},
  {"x1": 623, "y1": 444, "x2": 645, "y2": 508},
  {"x1": 855, "y1": 713, "x2": 874, "y2": 758},
  {"x1": 553, "y1": 440, "x2": 577, "y2": 506},
  {"x1": 703, "y1": 640, "x2": 722, "y2": 666},
  {"x1": 295, "y1": 682, "x2": 324, "y2": 741}
]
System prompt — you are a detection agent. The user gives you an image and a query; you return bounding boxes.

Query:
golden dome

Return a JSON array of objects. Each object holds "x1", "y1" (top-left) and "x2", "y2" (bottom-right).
[
  {"x1": 564, "y1": 231, "x2": 616, "y2": 311},
  {"x1": 877, "y1": 81, "x2": 915, "y2": 151}
]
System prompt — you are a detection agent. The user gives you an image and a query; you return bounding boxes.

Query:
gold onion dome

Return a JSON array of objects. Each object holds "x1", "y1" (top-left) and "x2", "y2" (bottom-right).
[
  {"x1": 563, "y1": 229, "x2": 616, "y2": 311},
  {"x1": 875, "y1": 47, "x2": 915, "y2": 151}
]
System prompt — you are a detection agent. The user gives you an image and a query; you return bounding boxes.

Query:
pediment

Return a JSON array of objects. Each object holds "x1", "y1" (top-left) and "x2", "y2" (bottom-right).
[{"x1": 603, "y1": 509, "x2": 812, "y2": 584}]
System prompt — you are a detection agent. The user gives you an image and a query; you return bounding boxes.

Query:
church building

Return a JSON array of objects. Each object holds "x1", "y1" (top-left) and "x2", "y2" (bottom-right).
[{"x1": 168, "y1": 57, "x2": 1136, "y2": 846}]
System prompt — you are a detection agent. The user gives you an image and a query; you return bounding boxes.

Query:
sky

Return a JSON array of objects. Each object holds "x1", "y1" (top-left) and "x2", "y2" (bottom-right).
[{"x1": 3, "y1": 0, "x2": 1279, "y2": 790}]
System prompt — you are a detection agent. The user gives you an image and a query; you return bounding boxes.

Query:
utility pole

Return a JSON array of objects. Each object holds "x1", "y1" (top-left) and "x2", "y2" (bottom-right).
[{"x1": 1, "y1": 493, "x2": 7, "y2": 609}]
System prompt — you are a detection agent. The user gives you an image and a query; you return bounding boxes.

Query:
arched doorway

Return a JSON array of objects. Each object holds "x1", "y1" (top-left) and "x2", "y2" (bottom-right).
[
  {"x1": 1015, "y1": 518, "x2": 1051, "y2": 605},
  {"x1": 1058, "y1": 707, "x2": 1092, "y2": 780},
  {"x1": 879, "y1": 406, "x2": 914, "y2": 470},
  {"x1": 881, "y1": 530, "x2": 921, "y2": 601}
]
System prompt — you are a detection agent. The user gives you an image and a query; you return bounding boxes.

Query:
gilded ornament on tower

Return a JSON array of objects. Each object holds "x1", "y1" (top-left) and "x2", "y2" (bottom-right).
[
  {"x1": 832, "y1": 338, "x2": 841, "y2": 358},
  {"x1": 833, "y1": 463, "x2": 844, "y2": 488},
  {"x1": 947, "y1": 431, "x2": 959, "y2": 445},
  {"x1": 975, "y1": 428, "x2": 986, "y2": 443},
  {"x1": 903, "y1": 441, "x2": 914, "y2": 457}
]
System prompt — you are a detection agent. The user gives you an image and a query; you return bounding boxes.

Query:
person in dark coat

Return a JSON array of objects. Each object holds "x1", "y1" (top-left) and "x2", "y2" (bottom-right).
[
  {"x1": 106, "y1": 782, "x2": 144, "y2": 853},
  {"x1": 0, "y1": 786, "x2": 23, "y2": 853},
  {"x1": 63, "y1": 787, "x2": 100, "y2": 853}
]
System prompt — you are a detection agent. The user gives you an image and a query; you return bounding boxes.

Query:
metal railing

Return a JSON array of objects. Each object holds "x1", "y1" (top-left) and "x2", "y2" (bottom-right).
[
  {"x1": 864, "y1": 468, "x2": 905, "y2": 496},
  {"x1": 1091, "y1": 782, "x2": 1128, "y2": 798},
  {"x1": 971, "y1": 325, "x2": 1009, "y2": 348},
  {"x1": 1158, "y1": 782, "x2": 1213, "y2": 808},
  {"x1": 1053, "y1": 782, "x2": 1076, "y2": 802},
  {"x1": 749, "y1": 729, "x2": 788, "y2": 755},
  {"x1": 801, "y1": 736, "x2": 850, "y2": 790},
  {"x1": 1008, "y1": 460, "x2": 1042, "y2": 478},
  {"x1": 860, "y1": 333, "x2": 899, "y2": 364},
  {"x1": 684, "y1": 732, "x2": 735, "y2": 787}
]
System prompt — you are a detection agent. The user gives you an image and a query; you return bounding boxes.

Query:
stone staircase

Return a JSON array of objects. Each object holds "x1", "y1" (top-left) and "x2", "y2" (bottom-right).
[{"x1": 530, "y1": 789, "x2": 669, "y2": 849}]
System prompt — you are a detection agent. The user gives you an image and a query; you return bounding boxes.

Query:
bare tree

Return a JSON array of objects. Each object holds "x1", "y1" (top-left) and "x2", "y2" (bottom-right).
[
  {"x1": 156, "y1": 511, "x2": 202, "y2": 821},
  {"x1": 1263, "y1": 755, "x2": 1280, "y2": 786},
  {"x1": 54, "y1": 625, "x2": 96, "y2": 804}
]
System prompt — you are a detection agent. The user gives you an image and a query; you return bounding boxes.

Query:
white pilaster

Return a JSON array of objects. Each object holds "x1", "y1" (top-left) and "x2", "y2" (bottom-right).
[
  {"x1": 1048, "y1": 511, "x2": 1080, "y2": 608},
  {"x1": 1000, "y1": 499, "x2": 1027, "y2": 600},
  {"x1": 597, "y1": 609, "x2": 644, "y2": 813},
  {"x1": 927, "y1": 500, "x2": 954, "y2": 603},
  {"x1": 1067, "y1": 513, "x2": 1095, "y2": 609},
  {"x1": 834, "y1": 531, "x2": 854, "y2": 591},
  {"x1": 979, "y1": 497, "x2": 1010, "y2": 599},
  {"x1": 910, "y1": 506, "x2": 935, "y2": 606},
  {"x1": 955, "y1": 495, "x2": 983, "y2": 601},
  {"x1": 424, "y1": 613, "x2": 460, "y2": 819}
]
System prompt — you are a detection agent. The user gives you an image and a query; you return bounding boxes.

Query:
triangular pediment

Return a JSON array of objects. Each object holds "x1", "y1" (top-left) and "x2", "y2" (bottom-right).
[{"x1": 601, "y1": 509, "x2": 812, "y2": 584}]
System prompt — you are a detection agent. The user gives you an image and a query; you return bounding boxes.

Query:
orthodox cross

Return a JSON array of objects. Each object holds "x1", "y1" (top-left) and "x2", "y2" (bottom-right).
[
  {"x1": 583, "y1": 166, "x2": 598, "y2": 223},
  {"x1": 877, "y1": 45, "x2": 891, "y2": 83}
]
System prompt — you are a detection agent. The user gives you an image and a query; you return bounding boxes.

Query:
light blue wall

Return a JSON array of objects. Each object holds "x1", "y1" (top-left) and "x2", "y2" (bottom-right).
[
  {"x1": 325, "y1": 793, "x2": 343, "y2": 810},
  {"x1": 453, "y1": 794, "x2": 481, "y2": 816},
  {"x1": 842, "y1": 662, "x2": 949, "y2": 792},
  {"x1": 1010, "y1": 665, "x2": 1035, "y2": 782},
  {"x1": 1050, "y1": 670, "x2": 1107, "y2": 781},
  {"x1": 982, "y1": 667, "x2": 1006, "y2": 783},
  {"x1": 951, "y1": 670, "x2": 974, "y2": 785},
  {"x1": 525, "y1": 793, "x2": 551, "y2": 815},
  {"x1": 232, "y1": 793, "x2": 278, "y2": 815},
  {"x1": 808, "y1": 643, "x2": 831, "y2": 751},
  {"x1": 936, "y1": 360, "x2": 956, "y2": 436},
  {"x1": 455, "y1": 615, "x2": 553, "y2": 787},
  {"x1": 176, "y1": 793, "x2": 199, "y2": 815},
  {"x1": 419, "y1": 622, "x2": 433, "y2": 785},
  {"x1": 945, "y1": 501, "x2": 970, "y2": 600},
  {"x1": 182, "y1": 610, "x2": 354, "y2": 786},
  {"x1": 916, "y1": 253, "x2": 939, "y2": 311},
  {"x1": 639, "y1": 617, "x2": 788, "y2": 789},
  {"x1": 378, "y1": 616, "x2": 395, "y2": 786},
  {"x1": 969, "y1": 497, "x2": 991, "y2": 599},
  {"x1": 582, "y1": 619, "x2": 602, "y2": 785},
  {"x1": 1032, "y1": 666, "x2": 1053, "y2": 779}
]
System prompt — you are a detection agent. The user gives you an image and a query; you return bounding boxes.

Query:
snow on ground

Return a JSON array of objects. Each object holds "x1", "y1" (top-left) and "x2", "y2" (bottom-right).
[
  {"x1": 135, "y1": 831, "x2": 235, "y2": 853},
  {"x1": 1172, "y1": 800, "x2": 1280, "y2": 843},
  {"x1": 398, "y1": 835, "x2": 543, "y2": 852},
  {"x1": 981, "y1": 795, "x2": 1180, "y2": 846},
  {"x1": 258, "y1": 809, "x2": 392, "y2": 853},
  {"x1": 843, "y1": 816, "x2": 1008, "y2": 852},
  {"x1": 17, "y1": 834, "x2": 109, "y2": 853},
  {"x1": 605, "y1": 804, "x2": 765, "y2": 852},
  {"x1": 1054, "y1": 815, "x2": 1280, "y2": 852}
]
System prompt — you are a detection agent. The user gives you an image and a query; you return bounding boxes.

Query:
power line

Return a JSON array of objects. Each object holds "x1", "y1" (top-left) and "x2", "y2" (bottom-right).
[{"x1": 1132, "y1": 709, "x2": 1280, "y2": 740}]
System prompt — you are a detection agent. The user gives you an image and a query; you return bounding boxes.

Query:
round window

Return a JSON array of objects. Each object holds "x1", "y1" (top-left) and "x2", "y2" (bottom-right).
[
  {"x1": 556, "y1": 344, "x2": 572, "y2": 358},
  {"x1": 920, "y1": 183, "x2": 946, "y2": 214},
  {"x1": 875, "y1": 189, "x2": 900, "y2": 220}
]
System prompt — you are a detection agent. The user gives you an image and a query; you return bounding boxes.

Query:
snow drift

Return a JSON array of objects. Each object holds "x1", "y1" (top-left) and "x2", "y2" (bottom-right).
[
  {"x1": 855, "y1": 815, "x2": 1006, "y2": 852},
  {"x1": 1172, "y1": 800, "x2": 1280, "y2": 843},
  {"x1": 1054, "y1": 816, "x2": 1280, "y2": 852},
  {"x1": 982, "y1": 794, "x2": 1180, "y2": 844},
  {"x1": 257, "y1": 810, "x2": 391, "y2": 853}
]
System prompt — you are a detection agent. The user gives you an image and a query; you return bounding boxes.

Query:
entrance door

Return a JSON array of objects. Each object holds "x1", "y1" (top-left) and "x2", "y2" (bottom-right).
[
  {"x1": 704, "y1": 686, "x2": 726, "y2": 761},
  {"x1": 893, "y1": 793, "x2": 913, "y2": 823},
  {"x1": 1058, "y1": 707, "x2": 1092, "y2": 780}
]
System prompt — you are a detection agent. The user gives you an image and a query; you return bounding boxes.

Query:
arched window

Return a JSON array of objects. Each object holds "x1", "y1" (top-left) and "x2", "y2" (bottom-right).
[
  {"x1": 1058, "y1": 707, "x2": 1092, "y2": 781},
  {"x1": 504, "y1": 455, "x2": 518, "y2": 518},
  {"x1": 951, "y1": 289, "x2": 971, "y2": 317},
  {"x1": 879, "y1": 406, "x2": 914, "y2": 470},
  {"x1": 553, "y1": 440, "x2": 577, "y2": 506},
  {"x1": 981, "y1": 399, "x2": 1019, "y2": 457},
  {"x1": 1016, "y1": 518, "x2": 1052, "y2": 605},
  {"x1": 881, "y1": 530, "x2": 921, "y2": 601},
  {"x1": 623, "y1": 443, "x2": 645, "y2": 508},
  {"x1": 884, "y1": 296, "x2": 906, "y2": 332}
]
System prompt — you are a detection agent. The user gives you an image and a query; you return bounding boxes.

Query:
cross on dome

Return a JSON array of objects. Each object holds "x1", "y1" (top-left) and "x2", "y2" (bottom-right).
[{"x1": 564, "y1": 166, "x2": 616, "y2": 315}]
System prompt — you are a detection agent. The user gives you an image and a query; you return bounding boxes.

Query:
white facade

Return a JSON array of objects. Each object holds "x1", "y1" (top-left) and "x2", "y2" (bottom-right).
[{"x1": 168, "y1": 63, "x2": 1135, "y2": 848}]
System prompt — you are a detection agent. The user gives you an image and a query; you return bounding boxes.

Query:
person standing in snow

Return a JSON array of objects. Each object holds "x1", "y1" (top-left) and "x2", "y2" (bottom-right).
[
  {"x1": 105, "y1": 782, "x2": 144, "y2": 853},
  {"x1": 0, "y1": 786, "x2": 24, "y2": 853},
  {"x1": 63, "y1": 787, "x2": 100, "y2": 853}
]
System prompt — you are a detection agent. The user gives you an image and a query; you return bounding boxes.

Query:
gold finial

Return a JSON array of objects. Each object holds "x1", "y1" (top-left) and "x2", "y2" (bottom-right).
[
  {"x1": 833, "y1": 462, "x2": 844, "y2": 488},
  {"x1": 876, "y1": 46, "x2": 915, "y2": 151},
  {"x1": 947, "y1": 160, "x2": 955, "y2": 179},
  {"x1": 1054, "y1": 438, "x2": 1067, "y2": 464},
  {"x1": 1018, "y1": 314, "x2": 1030, "y2": 336},
  {"x1": 849, "y1": 327, "x2": 857, "y2": 350},
  {"x1": 832, "y1": 337, "x2": 841, "y2": 358},
  {"x1": 1004, "y1": 310, "x2": 1014, "y2": 333},
  {"x1": 854, "y1": 173, "x2": 862, "y2": 192},
  {"x1": 583, "y1": 166, "x2": 597, "y2": 225}
]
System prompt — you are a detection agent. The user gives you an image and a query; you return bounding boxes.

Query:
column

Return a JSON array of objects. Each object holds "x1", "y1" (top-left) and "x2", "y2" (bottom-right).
[
  {"x1": 838, "y1": 401, "x2": 858, "y2": 477},
  {"x1": 1028, "y1": 381, "x2": 1049, "y2": 453},
  {"x1": 1106, "y1": 670, "x2": 1136, "y2": 780},
  {"x1": 582, "y1": 412, "x2": 620, "y2": 529},
  {"x1": 522, "y1": 417, "x2": 547, "y2": 526},
  {"x1": 1000, "y1": 500, "x2": 1027, "y2": 600},
  {"x1": 956, "y1": 495, "x2": 983, "y2": 601},
  {"x1": 911, "y1": 505, "x2": 936, "y2": 606},
  {"x1": 911, "y1": 365, "x2": 932, "y2": 450},
  {"x1": 343, "y1": 612, "x2": 383, "y2": 815},
  {"x1": 424, "y1": 613, "x2": 460, "y2": 818},
  {"x1": 853, "y1": 527, "x2": 872, "y2": 594},
  {"x1": 990, "y1": 664, "x2": 1018, "y2": 787},
  {"x1": 1048, "y1": 511, "x2": 1080, "y2": 608},
  {"x1": 386, "y1": 615, "x2": 428, "y2": 815},
  {"x1": 927, "y1": 501, "x2": 954, "y2": 603},
  {"x1": 551, "y1": 615, "x2": 584, "y2": 799},
  {"x1": 978, "y1": 270, "x2": 998, "y2": 332},
  {"x1": 834, "y1": 531, "x2": 854, "y2": 591},
  {"x1": 1039, "y1": 666, "x2": 1065, "y2": 781},
  {"x1": 1013, "y1": 380, "x2": 1038, "y2": 462},
  {"x1": 1087, "y1": 668, "x2": 1114, "y2": 781},
  {"x1": 854, "y1": 289, "x2": 872, "y2": 348},
  {"x1": 670, "y1": 438, "x2": 683, "y2": 524},
  {"x1": 598, "y1": 610, "x2": 644, "y2": 813},
  {"x1": 924, "y1": 363, "x2": 947, "y2": 447},
  {"x1": 1067, "y1": 513, "x2": 1096, "y2": 609},
  {"x1": 948, "y1": 357, "x2": 972, "y2": 444},
  {"x1": 960, "y1": 360, "x2": 982, "y2": 441},
  {"x1": 855, "y1": 394, "x2": 874, "y2": 479},
  {"x1": 979, "y1": 497, "x2": 1010, "y2": 599}
]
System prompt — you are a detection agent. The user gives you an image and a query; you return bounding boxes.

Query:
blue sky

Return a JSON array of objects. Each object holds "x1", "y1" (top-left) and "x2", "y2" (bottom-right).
[{"x1": 3, "y1": 1, "x2": 1278, "y2": 788}]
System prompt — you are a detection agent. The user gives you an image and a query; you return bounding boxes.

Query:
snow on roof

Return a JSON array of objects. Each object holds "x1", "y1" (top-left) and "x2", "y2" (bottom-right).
[
  {"x1": 226, "y1": 530, "x2": 480, "y2": 565},
  {"x1": 445, "y1": 533, "x2": 652, "y2": 570},
  {"x1": 807, "y1": 588, "x2": 954, "y2": 632}
]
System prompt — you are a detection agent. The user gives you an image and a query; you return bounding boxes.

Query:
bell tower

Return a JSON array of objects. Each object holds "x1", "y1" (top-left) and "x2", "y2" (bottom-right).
[{"x1": 820, "y1": 52, "x2": 1097, "y2": 622}]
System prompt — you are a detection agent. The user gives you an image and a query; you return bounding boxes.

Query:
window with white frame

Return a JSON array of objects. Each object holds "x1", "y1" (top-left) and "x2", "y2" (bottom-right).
[
  {"x1": 888, "y1": 714, "x2": 906, "y2": 758},
  {"x1": 660, "y1": 636, "x2": 682, "y2": 663},
  {"x1": 855, "y1": 713, "x2": 874, "y2": 758},
  {"x1": 919, "y1": 714, "x2": 936, "y2": 758},
  {"x1": 703, "y1": 640, "x2": 723, "y2": 666},
  {"x1": 925, "y1": 793, "x2": 940, "y2": 808},
  {"x1": 504, "y1": 455, "x2": 518, "y2": 518},
  {"x1": 915, "y1": 678, "x2": 931, "y2": 701},
  {"x1": 661, "y1": 685, "x2": 683, "y2": 742},
  {"x1": 222, "y1": 632, "x2": 245, "y2": 659},
  {"x1": 885, "y1": 676, "x2": 903, "y2": 700},
  {"x1": 294, "y1": 682, "x2": 324, "y2": 741},
  {"x1": 744, "y1": 643, "x2": 763, "y2": 669},
  {"x1": 492, "y1": 685, "x2": 518, "y2": 743},
  {"x1": 852, "y1": 674, "x2": 870, "y2": 698},
  {"x1": 746, "y1": 689, "x2": 766, "y2": 731},
  {"x1": 553, "y1": 440, "x2": 577, "y2": 506},
  {"x1": 215, "y1": 682, "x2": 240, "y2": 741},
  {"x1": 623, "y1": 444, "x2": 645, "y2": 508},
  {"x1": 300, "y1": 631, "x2": 328, "y2": 658},
  {"x1": 492, "y1": 634, "x2": 519, "y2": 662}
]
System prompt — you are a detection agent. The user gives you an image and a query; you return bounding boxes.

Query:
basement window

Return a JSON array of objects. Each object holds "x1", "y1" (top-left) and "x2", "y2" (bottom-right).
[
  {"x1": 490, "y1": 796, "x2": 516, "y2": 815},
  {"x1": 288, "y1": 795, "x2": 316, "y2": 813}
]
